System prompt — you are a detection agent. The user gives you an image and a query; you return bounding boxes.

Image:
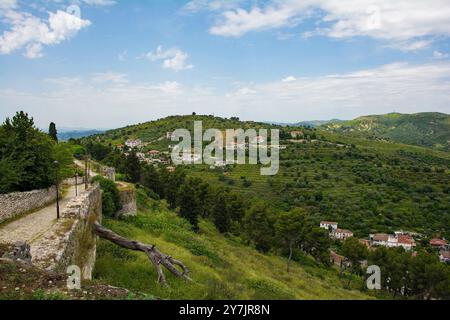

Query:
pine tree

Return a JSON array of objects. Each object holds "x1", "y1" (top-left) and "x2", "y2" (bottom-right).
[
  {"x1": 125, "y1": 150, "x2": 141, "y2": 183},
  {"x1": 48, "y1": 122, "x2": 58, "y2": 142},
  {"x1": 275, "y1": 208, "x2": 307, "y2": 272},
  {"x1": 178, "y1": 180, "x2": 200, "y2": 231}
]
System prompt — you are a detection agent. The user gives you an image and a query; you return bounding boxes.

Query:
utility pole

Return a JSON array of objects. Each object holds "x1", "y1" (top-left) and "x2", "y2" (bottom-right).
[
  {"x1": 54, "y1": 161, "x2": 60, "y2": 220},
  {"x1": 75, "y1": 172, "x2": 78, "y2": 197},
  {"x1": 88, "y1": 155, "x2": 91, "y2": 184},
  {"x1": 85, "y1": 155, "x2": 89, "y2": 190}
]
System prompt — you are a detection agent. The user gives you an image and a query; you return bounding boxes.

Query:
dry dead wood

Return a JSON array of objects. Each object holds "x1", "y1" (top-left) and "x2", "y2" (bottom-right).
[{"x1": 93, "y1": 222, "x2": 191, "y2": 285}]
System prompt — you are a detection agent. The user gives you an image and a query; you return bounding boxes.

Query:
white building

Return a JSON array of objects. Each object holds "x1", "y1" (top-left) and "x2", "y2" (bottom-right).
[
  {"x1": 136, "y1": 152, "x2": 145, "y2": 161},
  {"x1": 370, "y1": 233, "x2": 416, "y2": 251},
  {"x1": 320, "y1": 221, "x2": 338, "y2": 231},
  {"x1": 125, "y1": 139, "x2": 142, "y2": 148},
  {"x1": 333, "y1": 228, "x2": 354, "y2": 240}
]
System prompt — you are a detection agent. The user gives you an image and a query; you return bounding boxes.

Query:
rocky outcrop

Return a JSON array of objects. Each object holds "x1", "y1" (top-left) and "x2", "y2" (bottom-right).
[
  {"x1": 1, "y1": 242, "x2": 32, "y2": 264},
  {"x1": 0, "y1": 187, "x2": 57, "y2": 224}
]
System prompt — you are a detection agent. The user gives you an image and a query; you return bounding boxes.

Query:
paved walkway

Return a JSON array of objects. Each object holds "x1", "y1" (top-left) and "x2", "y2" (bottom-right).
[{"x1": 0, "y1": 184, "x2": 87, "y2": 245}]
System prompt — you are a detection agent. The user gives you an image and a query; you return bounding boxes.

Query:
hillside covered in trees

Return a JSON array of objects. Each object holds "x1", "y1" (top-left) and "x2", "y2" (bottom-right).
[
  {"x1": 82, "y1": 114, "x2": 450, "y2": 240},
  {"x1": 76, "y1": 114, "x2": 450, "y2": 299},
  {"x1": 322, "y1": 112, "x2": 450, "y2": 151},
  {"x1": 1, "y1": 112, "x2": 449, "y2": 299}
]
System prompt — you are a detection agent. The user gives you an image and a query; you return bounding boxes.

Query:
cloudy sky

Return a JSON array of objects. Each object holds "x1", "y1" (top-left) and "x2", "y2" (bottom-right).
[{"x1": 1, "y1": 0, "x2": 450, "y2": 128}]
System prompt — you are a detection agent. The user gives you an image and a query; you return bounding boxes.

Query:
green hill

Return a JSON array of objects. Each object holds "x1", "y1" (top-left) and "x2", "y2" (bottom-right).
[
  {"x1": 82, "y1": 114, "x2": 450, "y2": 299},
  {"x1": 85, "y1": 114, "x2": 450, "y2": 239},
  {"x1": 94, "y1": 189, "x2": 371, "y2": 300},
  {"x1": 322, "y1": 112, "x2": 450, "y2": 151}
]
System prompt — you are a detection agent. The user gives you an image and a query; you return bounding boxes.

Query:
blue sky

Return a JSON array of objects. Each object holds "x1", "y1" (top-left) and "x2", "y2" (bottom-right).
[{"x1": 1, "y1": 0, "x2": 450, "y2": 128}]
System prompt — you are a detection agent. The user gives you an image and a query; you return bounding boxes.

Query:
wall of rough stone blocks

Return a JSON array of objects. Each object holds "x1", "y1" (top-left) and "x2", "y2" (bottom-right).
[
  {"x1": 116, "y1": 183, "x2": 137, "y2": 218},
  {"x1": 0, "y1": 187, "x2": 57, "y2": 224},
  {"x1": 63, "y1": 176, "x2": 86, "y2": 187},
  {"x1": 31, "y1": 185, "x2": 102, "y2": 280}
]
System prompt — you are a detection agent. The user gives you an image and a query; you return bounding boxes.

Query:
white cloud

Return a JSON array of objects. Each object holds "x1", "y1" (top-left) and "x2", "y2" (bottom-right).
[
  {"x1": 282, "y1": 76, "x2": 297, "y2": 83},
  {"x1": 433, "y1": 50, "x2": 449, "y2": 59},
  {"x1": 182, "y1": 0, "x2": 245, "y2": 13},
  {"x1": 146, "y1": 46, "x2": 194, "y2": 71},
  {"x1": 80, "y1": 0, "x2": 116, "y2": 6},
  {"x1": 0, "y1": 0, "x2": 17, "y2": 10},
  {"x1": 92, "y1": 72, "x2": 129, "y2": 84},
  {"x1": 44, "y1": 77, "x2": 84, "y2": 87},
  {"x1": 24, "y1": 42, "x2": 43, "y2": 59},
  {"x1": 150, "y1": 81, "x2": 183, "y2": 94},
  {"x1": 207, "y1": 0, "x2": 450, "y2": 50},
  {"x1": 118, "y1": 50, "x2": 128, "y2": 61},
  {"x1": 1, "y1": 61, "x2": 450, "y2": 127},
  {"x1": 0, "y1": 6, "x2": 91, "y2": 58},
  {"x1": 224, "y1": 61, "x2": 450, "y2": 121}
]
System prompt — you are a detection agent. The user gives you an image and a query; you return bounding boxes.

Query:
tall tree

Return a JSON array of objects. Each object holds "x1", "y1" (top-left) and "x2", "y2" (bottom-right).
[
  {"x1": 178, "y1": 178, "x2": 201, "y2": 231},
  {"x1": 125, "y1": 150, "x2": 141, "y2": 183},
  {"x1": 0, "y1": 112, "x2": 56, "y2": 193},
  {"x1": 48, "y1": 122, "x2": 58, "y2": 142},
  {"x1": 243, "y1": 201, "x2": 275, "y2": 253},
  {"x1": 304, "y1": 226, "x2": 331, "y2": 265},
  {"x1": 340, "y1": 237, "x2": 368, "y2": 285},
  {"x1": 275, "y1": 208, "x2": 307, "y2": 272}
]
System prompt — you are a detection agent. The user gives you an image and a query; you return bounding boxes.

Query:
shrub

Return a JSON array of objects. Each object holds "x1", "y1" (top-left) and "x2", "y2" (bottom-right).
[{"x1": 92, "y1": 176, "x2": 122, "y2": 217}]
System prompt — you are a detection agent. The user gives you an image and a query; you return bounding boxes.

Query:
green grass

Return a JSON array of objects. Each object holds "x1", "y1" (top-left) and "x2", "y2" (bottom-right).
[{"x1": 93, "y1": 194, "x2": 372, "y2": 300}]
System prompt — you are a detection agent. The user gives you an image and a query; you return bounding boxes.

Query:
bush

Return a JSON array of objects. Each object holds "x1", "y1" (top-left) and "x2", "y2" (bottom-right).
[{"x1": 92, "y1": 176, "x2": 122, "y2": 217}]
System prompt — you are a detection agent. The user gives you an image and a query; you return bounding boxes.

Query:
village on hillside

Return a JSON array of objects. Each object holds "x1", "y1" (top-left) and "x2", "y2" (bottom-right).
[
  {"x1": 116, "y1": 129, "x2": 344, "y2": 171},
  {"x1": 115, "y1": 132, "x2": 450, "y2": 269},
  {"x1": 320, "y1": 221, "x2": 450, "y2": 267}
]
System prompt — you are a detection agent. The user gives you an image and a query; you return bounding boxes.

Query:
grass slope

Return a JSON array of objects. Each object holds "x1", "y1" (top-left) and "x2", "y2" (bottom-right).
[{"x1": 93, "y1": 190, "x2": 371, "y2": 300}]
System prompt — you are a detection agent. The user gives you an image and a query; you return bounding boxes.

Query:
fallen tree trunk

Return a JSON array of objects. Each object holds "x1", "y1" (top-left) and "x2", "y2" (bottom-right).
[{"x1": 93, "y1": 222, "x2": 191, "y2": 285}]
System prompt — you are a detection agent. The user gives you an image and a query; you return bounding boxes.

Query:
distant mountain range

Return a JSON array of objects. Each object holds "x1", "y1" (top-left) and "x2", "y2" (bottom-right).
[
  {"x1": 264, "y1": 119, "x2": 342, "y2": 127},
  {"x1": 57, "y1": 129, "x2": 106, "y2": 141},
  {"x1": 294, "y1": 119, "x2": 343, "y2": 127},
  {"x1": 322, "y1": 112, "x2": 450, "y2": 151}
]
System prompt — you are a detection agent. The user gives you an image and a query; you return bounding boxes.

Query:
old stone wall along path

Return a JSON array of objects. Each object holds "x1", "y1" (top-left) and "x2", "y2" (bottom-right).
[{"x1": 0, "y1": 184, "x2": 87, "y2": 247}]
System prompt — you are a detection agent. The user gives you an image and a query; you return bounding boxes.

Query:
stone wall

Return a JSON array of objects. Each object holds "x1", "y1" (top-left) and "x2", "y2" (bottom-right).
[
  {"x1": 91, "y1": 162, "x2": 116, "y2": 182},
  {"x1": 63, "y1": 176, "x2": 86, "y2": 187},
  {"x1": 0, "y1": 187, "x2": 57, "y2": 224},
  {"x1": 116, "y1": 182, "x2": 137, "y2": 218},
  {"x1": 31, "y1": 185, "x2": 102, "y2": 280}
]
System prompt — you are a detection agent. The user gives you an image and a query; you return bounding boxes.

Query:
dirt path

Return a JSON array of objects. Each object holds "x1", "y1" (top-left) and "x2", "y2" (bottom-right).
[
  {"x1": 74, "y1": 159, "x2": 98, "y2": 178},
  {"x1": 0, "y1": 184, "x2": 87, "y2": 245}
]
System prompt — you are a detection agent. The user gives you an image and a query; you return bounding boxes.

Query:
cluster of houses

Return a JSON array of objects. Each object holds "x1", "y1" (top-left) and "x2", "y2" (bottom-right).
[
  {"x1": 124, "y1": 139, "x2": 142, "y2": 149},
  {"x1": 118, "y1": 139, "x2": 172, "y2": 166},
  {"x1": 319, "y1": 221, "x2": 354, "y2": 240},
  {"x1": 320, "y1": 220, "x2": 450, "y2": 265},
  {"x1": 369, "y1": 232, "x2": 416, "y2": 251},
  {"x1": 320, "y1": 221, "x2": 416, "y2": 251},
  {"x1": 430, "y1": 238, "x2": 450, "y2": 263},
  {"x1": 119, "y1": 131, "x2": 294, "y2": 172}
]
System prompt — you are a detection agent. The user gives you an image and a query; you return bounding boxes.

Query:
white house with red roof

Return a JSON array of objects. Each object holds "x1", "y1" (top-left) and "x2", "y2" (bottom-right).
[
  {"x1": 320, "y1": 221, "x2": 353, "y2": 241},
  {"x1": 370, "y1": 232, "x2": 416, "y2": 251},
  {"x1": 430, "y1": 238, "x2": 448, "y2": 248}
]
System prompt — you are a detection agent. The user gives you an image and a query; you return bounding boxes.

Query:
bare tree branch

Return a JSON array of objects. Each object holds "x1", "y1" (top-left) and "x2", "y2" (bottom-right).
[{"x1": 93, "y1": 222, "x2": 191, "y2": 285}]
